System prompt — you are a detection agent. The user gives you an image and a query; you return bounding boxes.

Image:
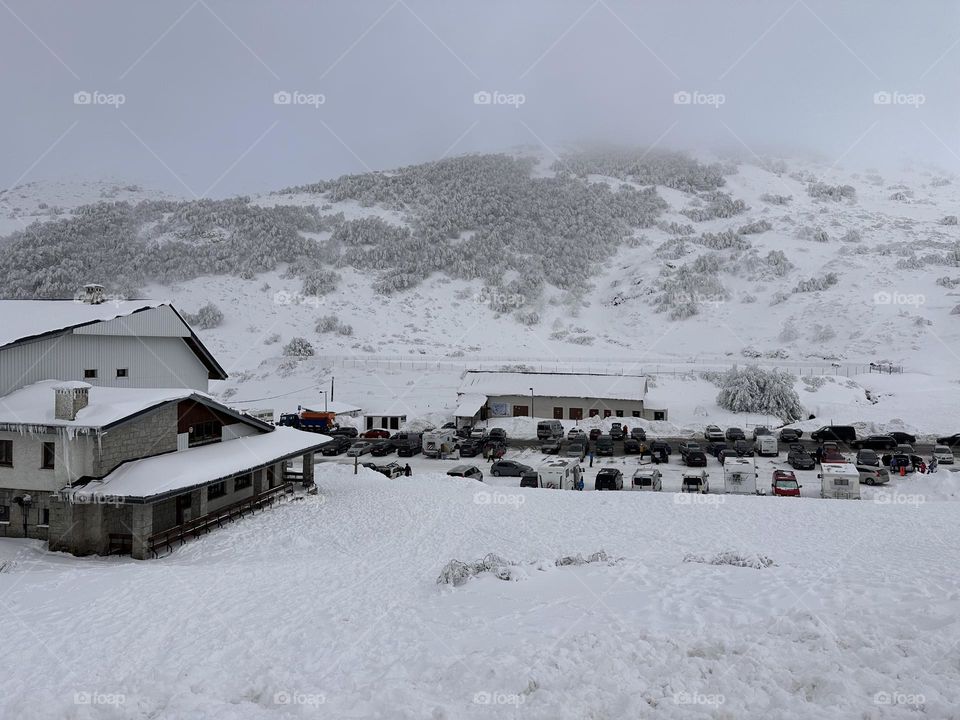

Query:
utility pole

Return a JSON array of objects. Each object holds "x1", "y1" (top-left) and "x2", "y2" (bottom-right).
[
  {"x1": 529, "y1": 387, "x2": 534, "y2": 420},
  {"x1": 330, "y1": 376, "x2": 335, "y2": 402}
]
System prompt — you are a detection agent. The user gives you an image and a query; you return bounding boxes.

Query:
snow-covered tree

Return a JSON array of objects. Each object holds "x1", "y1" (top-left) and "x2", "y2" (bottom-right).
[{"x1": 715, "y1": 365, "x2": 803, "y2": 422}]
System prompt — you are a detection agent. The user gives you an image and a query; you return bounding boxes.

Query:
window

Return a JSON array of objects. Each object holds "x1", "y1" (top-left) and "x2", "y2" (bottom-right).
[
  {"x1": 0, "y1": 505, "x2": 9, "y2": 522},
  {"x1": 553, "y1": 407, "x2": 563, "y2": 420},
  {"x1": 654, "y1": 411, "x2": 666, "y2": 421},
  {"x1": 512, "y1": 405, "x2": 528, "y2": 417},
  {"x1": 390, "y1": 417, "x2": 399, "y2": 430},
  {"x1": 234, "y1": 474, "x2": 252, "y2": 492},
  {"x1": 603, "y1": 410, "x2": 612, "y2": 418},
  {"x1": 116, "y1": 368, "x2": 128, "y2": 378},
  {"x1": 189, "y1": 421, "x2": 219, "y2": 446},
  {"x1": 207, "y1": 481, "x2": 227, "y2": 500},
  {"x1": 632, "y1": 411, "x2": 641, "y2": 418},
  {"x1": 588, "y1": 409, "x2": 599, "y2": 418},
  {"x1": 615, "y1": 410, "x2": 624, "y2": 417},
  {"x1": 83, "y1": 369, "x2": 97, "y2": 379},
  {"x1": 0, "y1": 440, "x2": 12, "y2": 467},
  {"x1": 41, "y1": 442, "x2": 55, "y2": 469},
  {"x1": 40, "y1": 508, "x2": 49, "y2": 526},
  {"x1": 267, "y1": 466, "x2": 277, "y2": 488},
  {"x1": 569, "y1": 408, "x2": 583, "y2": 421}
]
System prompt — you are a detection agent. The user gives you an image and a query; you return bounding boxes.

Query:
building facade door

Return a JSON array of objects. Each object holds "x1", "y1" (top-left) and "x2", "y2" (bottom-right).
[
  {"x1": 512, "y1": 405, "x2": 528, "y2": 417},
  {"x1": 176, "y1": 493, "x2": 192, "y2": 525},
  {"x1": 553, "y1": 407, "x2": 563, "y2": 419},
  {"x1": 569, "y1": 407, "x2": 583, "y2": 421}
]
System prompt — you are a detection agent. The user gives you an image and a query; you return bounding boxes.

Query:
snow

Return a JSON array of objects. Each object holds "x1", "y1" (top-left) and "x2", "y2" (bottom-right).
[
  {"x1": 72, "y1": 427, "x2": 329, "y2": 500},
  {"x1": 454, "y1": 393, "x2": 487, "y2": 418},
  {"x1": 460, "y1": 370, "x2": 647, "y2": 402},
  {"x1": 0, "y1": 300, "x2": 165, "y2": 349},
  {"x1": 0, "y1": 380, "x2": 207, "y2": 429},
  {"x1": 1, "y1": 461, "x2": 958, "y2": 718}
]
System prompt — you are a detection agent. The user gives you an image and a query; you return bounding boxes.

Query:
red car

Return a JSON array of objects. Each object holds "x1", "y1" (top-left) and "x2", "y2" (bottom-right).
[
  {"x1": 362, "y1": 428, "x2": 392, "y2": 439},
  {"x1": 771, "y1": 470, "x2": 801, "y2": 497}
]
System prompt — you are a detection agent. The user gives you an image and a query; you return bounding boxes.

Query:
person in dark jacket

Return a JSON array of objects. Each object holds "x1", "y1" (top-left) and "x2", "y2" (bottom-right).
[{"x1": 404, "y1": 464, "x2": 412, "y2": 477}]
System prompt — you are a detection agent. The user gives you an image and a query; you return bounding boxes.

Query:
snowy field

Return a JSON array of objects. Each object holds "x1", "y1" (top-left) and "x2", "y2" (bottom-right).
[{"x1": 1, "y1": 463, "x2": 959, "y2": 719}]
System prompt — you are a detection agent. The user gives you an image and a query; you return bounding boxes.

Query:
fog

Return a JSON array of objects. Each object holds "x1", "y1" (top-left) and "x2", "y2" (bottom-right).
[{"x1": 2, "y1": 0, "x2": 958, "y2": 196}]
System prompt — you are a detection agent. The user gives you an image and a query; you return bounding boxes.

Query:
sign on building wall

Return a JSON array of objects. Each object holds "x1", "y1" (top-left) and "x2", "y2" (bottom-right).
[{"x1": 488, "y1": 402, "x2": 510, "y2": 417}]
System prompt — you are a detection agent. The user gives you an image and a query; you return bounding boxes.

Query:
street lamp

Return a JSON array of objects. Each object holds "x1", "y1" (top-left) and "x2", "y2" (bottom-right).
[
  {"x1": 319, "y1": 390, "x2": 328, "y2": 412},
  {"x1": 529, "y1": 387, "x2": 534, "y2": 419}
]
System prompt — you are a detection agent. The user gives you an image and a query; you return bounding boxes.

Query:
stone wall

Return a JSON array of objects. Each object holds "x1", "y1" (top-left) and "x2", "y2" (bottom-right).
[{"x1": 93, "y1": 403, "x2": 179, "y2": 477}]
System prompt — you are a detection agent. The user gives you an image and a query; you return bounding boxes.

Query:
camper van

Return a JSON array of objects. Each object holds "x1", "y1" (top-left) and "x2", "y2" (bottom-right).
[
  {"x1": 723, "y1": 457, "x2": 758, "y2": 494},
  {"x1": 422, "y1": 430, "x2": 459, "y2": 458},
  {"x1": 537, "y1": 420, "x2": 564, "y2": 440},
  {"x1": 819, "y1": 462, "x2": 861, "y2": 499},
  {"x1": 537, "y1": 458, "x2": 582, "y2": 490},
  {"x1": 754, "y1": 435, "x2": 778, "y2": 457}
]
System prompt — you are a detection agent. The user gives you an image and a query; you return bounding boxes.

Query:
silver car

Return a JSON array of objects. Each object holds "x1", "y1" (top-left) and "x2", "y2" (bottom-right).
[
  {"x1": 631, "y1": 468, "x2": 662, "y2": 491},
  {"x1": 934, "y1": 445, "x2": 955, "y2": 464},
  {"x1": 857, "y1": 465, "x2": 890, "y2": 486},
  {"x1": 346, "y1": 441, "x2": 373, "y2": 457}
]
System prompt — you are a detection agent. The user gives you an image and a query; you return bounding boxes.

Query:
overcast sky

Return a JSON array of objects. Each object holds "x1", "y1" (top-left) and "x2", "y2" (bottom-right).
[{"x1": 2, "y1": 0, "x2": 958, "y2": 197}]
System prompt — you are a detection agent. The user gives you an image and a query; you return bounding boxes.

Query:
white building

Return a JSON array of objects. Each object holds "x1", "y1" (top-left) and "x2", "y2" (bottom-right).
[{"x1": 456, "y1": 370, "x2": 668, "y2": 424}]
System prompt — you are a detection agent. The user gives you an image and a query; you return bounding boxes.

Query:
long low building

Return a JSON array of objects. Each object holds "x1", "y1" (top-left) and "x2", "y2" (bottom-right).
[{"x1": 456, "y1": 370, "x2": 668, "y2": 424}]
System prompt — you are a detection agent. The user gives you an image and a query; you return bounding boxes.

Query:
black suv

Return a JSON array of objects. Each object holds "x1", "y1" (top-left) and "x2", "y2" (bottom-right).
[
  {"x1": 458, "y1": 439, "x2": 483, "y2": 458},
  {"x1": 595, "y1": 468, "x2": 623, "y2": 491},
  {"x1": 850, "y1": 435, "x2": 896, "y2": 451},
  {"x1": 810, "y1": 425, "x2": 856, "y2": 445},
  {"x1": 369, "y1": 440, "x2": 394, "y2": 457},
  {"x1": 487, "y1": 428, "x2": 507, "y2": 443},
  {"x1": 321, "y1": 436, "x2": 353, "y2": 456},
  {"x1": 595, "y1": 435, "x2": 615, "y2": 456}
]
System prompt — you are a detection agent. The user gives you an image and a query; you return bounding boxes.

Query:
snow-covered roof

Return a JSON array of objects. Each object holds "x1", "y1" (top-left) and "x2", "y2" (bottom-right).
[
  {"x1": 303, "y1": 401, "x2": 362, "y2": 415},
  {"x1": 454, "y1": 393, "x2": 487, "y2": 418},
  {"x1": 459, "y1": 371, "x2": 647, "y2": 402},
  {"x1": 0, "y1": 300, "x2": 164, "y2": 349},
  {"x1": 71, "y1": 427, "x2": 328, "y2": 501},
  {"x1": 0, "y1": 380, "x2": 208, "y2": 430}
]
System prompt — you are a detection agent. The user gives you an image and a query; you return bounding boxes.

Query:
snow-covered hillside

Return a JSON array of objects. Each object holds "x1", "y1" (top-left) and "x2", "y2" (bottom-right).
[{"x1": 1, "y1": 464, "x2": 957, "y2": 719}]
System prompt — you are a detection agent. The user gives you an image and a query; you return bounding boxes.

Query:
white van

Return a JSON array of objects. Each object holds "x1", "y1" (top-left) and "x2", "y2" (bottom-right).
[
  {"x1": 422, "y1": 430, "x2": 459, "y2": 458},
  {"x1": 755, "y1": 435, "x2": 778, "y2": 457},
  {"x1": 537, "y1": 420, "x2": 564, "y2": 440},
  {"x1": 723, "y1": 457, "x2": 758, "y2": 494},
  {"x1": 819, "y1": 462, "x2": 861, "y2": 499},
  {"x1": 537, "y1": 458, "x2": 582, "y2": 490},
  {"x1": 681, "y1": 469, "x2": 709, "y2": 493}
]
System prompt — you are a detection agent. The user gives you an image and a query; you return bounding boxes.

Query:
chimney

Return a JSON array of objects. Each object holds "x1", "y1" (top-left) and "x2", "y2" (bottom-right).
[
  {"x1": 81, "y1": 284, "x2": 105, "y2": 305},
  {"x1": 54, "y1": 383, "x2": 91, "y2": 421}
]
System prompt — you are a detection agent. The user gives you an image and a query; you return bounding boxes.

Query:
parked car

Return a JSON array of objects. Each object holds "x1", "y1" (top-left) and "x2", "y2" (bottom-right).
[
  {"x1": 395, "y1": 438, "x2": 422, "y2": 457},
  {"x1": 589, "y1": 428, "x2": 603, "y2": 442},
  {"x1": 933, "y1": 445, "x2": 955, "y2": 464},
  {"x1": 609, "y1": 422, "x2": 625, "y2": 441},
  {"x1": 935, "y1": 433, "x2": 960, "y2": 448},
  {"x1": 469, "y1": 428, "x2": 487, "y2": 442},
  {"x1": 857, "y1": 465, "x2": 890, "y2": 486},
  {"x1": 566, "y1": 441, "x2": 587, "y2": 460},
  {"x1": 536, "y1": 420, "x2": 564, "y2": 440},
  {"x1": 441, "y1": 421, "x2": 456, "y2": 430},
  {"x1": 771, "y1": 469, "x2": 801, "y2": 497},
  {"x1": 888, "y1": 431, "x2": 916, "y2": 445},
  {"x1": 321, "y1": 436, "x2": 353, "y2": 456},
  {"x1": 680, "y1": 470, "x2": 709, "y2": 494},
  {"x1": 684, "y1": 449, "x2": 707, "y2": 467},
  {"x1": 447, "y1": 465, "x2": 484, "y2": 482},
  {"x1": 631, "y1": 468, "x2": 662, "y2": 491},
  {"x1": 490, "y1": 460, "x2": 533, "y2": 477},
  {"x1": 678, "y1": 441, "x2": 702, "y2": 459},
  {"x1": 568, "y1": 428, "x2": 588, "y2": 441},
  {"x1": 623, "y1": 438, "x2": 644, "y2": 454},
  {"x1": 595, "y1": 435, "x2": 615, "y2": 456},
  {"x1": 455, "y1": 426, "x2": 473, "y2": 439},
  {"x1": 519, "y1": 471, "x2": 540, "y2": 488},
  {"x1": 850, "y1": 435, "x2": 897, "y2": 451},
  {"x1": 704, "y1": 425, "x2": 725, "y2": 442},
  {"x1": 369, "y1": 440, "x2": 395, "y2": 457},
  {"x1": 895, "y1": 443, "x2": 915, "y2": 455},
  {"x1": 732, "y1": 439, "x2": 754, "y2": 457},
  {"x1": 487, "y1": 428, "x2": 507, "y2": 443},
  {"x1": 328, "y1": 426, "x2": 359, "y2": 438},
  {"x1": 752, "y1": 426, "x2": 772, "y2": 440},
  {"x1": 630, "y1": 427, "x2": 647, "y2": 441},
  {"x1": 458, "y1": 439, "x2": 483, "y2": 458},
  {"x1": 787, "y1": 445, "x2": 816, "y2": 470},
  {"x1": 779, "y1": 428, "x2": 803, "y2": 443},
  {"x1": 649, "y1": 440, "x2": 671, "y2": 463},
  {"x1": 855, "y1": 449, "x2": 880, "y2": 467},
  {"x1": 706, "y1": 441, "x2": 729, "y2": 458},
  {"x1": 346, "y1": 440, "x2": 373, "y2": 457},
  {"x1": 725, "y1": 427, "x2": 746, "y2": 441},
  {"x1": 540, "y1": 440, "x2": 562, "y2": 455},
  {"x1": 882, "y1": 453, "x2": 914, "y2": 474},
  {"x1": 373, "y1": 462, "x2": 404, "y2": 478},
  {"x1": 362, "y1": 428, "x2": 392, "y2": 439},
  {"x1": 595, "y1": 468, "x2": 624, "y2": 491},
  {"x1": 810, "y1": 425, "x2": 857, "y2": 445}
]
